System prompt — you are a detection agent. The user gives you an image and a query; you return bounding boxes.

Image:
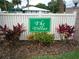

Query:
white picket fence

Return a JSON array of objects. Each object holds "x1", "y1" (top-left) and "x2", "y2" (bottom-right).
[{"x1": 0, "y1": 12, "x2": 77, "y2": 40}]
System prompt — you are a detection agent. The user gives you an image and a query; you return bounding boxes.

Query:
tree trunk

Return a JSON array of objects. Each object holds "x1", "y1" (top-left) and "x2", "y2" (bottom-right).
[{"x1": 58, "y1": 0, "x2": 64, "y2": 13}]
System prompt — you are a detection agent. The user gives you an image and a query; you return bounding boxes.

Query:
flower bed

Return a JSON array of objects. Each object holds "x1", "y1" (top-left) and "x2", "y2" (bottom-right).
[
  {"x1": 0, "y1": 23, "x2": 78, "y2": 59},
  {"x1": 0, "y1": 40, "x2": 79, "y2": 59}
]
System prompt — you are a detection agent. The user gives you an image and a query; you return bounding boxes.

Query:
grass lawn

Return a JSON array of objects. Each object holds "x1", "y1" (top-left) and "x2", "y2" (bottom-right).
[{"x1": 31, "y1": 49, "x2": 79, "y2": 59}]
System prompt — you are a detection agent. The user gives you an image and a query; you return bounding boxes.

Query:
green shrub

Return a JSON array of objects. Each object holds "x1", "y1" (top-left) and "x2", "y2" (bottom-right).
[{"x1": 33, "y1": 32, "x2": 54, "y2": 45}]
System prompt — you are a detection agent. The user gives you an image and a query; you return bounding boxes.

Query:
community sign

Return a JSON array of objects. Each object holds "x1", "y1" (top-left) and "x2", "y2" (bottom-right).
[{"x1": 29, "y1": 18, "x2": 51, "y2": 32}]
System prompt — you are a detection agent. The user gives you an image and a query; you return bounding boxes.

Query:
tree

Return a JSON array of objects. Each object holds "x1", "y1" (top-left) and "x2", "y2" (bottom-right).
[
  {"x1": 12, "y1": 0, "x2": 21, "y2": 7},
  {"x1": 35, "y1": 3, "x2": 48, "y2": 9},
  {"x1": 7, "y1": 2, "x2": 14, "y2": 11},
  {"x1": 0, "y1": 0, "x2": 7, "y2": 11},
  {"x1": 0, "y1": 0, "x2": 13, "y2": 11},
  {"x1": 58, "y1": 0, "x2": 65, "y2": 13},
  {"x1": 48, "y1": 0, "x2": 65, "y2": 13},
  {"x1": 48, "y1": 0, "x2": 59, "y2": 13}
]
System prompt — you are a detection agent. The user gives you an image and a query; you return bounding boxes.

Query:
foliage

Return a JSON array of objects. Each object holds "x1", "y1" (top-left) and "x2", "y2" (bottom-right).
[
  {"x1": 0, "y1": 23, "x2": 25, "y2": 41},
  {"x1": 48, "y1": 0, "x2": 65, "y2": 13},
  {"x1": 7, "y1": 2, "x2": 14, "y2": 11},
  {"x1": 48, "y1": 0, "x2": 59, "y2": 13},
  {"x1": 35, "y1": 1, "x2": 60, "y2": 13},
  {"x1": 35, "y1": 0, "x2": 65, "y2": 13},
  {"x1": 35, "y1": 3, "x2": 48, "y2": 10},
  {"x1": 12, "y1": 0, "x2": 21, "y2": 11},
  {"x1": 27, "y1": 34, "x2": 34, "y2": 41},
  {"x1": 33, "y1": 32, "x2": 54, "y2": 45},
  {"x1": 57, "y1": 24, "x2": 75, "y2": 40},
  {"x1": 0, "y1": 0, "x2": 13, "y2": 11},
  {"x1": 12, "y1": 0, "x2": 21, "y2": 6}
]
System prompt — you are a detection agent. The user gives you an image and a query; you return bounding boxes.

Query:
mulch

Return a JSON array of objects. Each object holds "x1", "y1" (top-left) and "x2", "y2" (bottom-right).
[{"x1": 0, "y1": 40, "x2": 79, "y2": 59}]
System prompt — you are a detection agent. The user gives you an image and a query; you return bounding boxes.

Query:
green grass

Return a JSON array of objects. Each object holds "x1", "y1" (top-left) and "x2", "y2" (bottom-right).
[{"x1": 31, "y1": 49, "x2": 79, "y2": 59}]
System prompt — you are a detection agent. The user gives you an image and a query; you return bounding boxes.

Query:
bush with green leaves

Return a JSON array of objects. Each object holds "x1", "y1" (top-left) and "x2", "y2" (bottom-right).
[{"x1": 33, "y1": 32, "x2": 54, "y2": 45}]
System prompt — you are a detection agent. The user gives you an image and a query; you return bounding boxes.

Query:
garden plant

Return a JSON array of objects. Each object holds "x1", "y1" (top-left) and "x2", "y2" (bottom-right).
[
  {"x1": 0, "y1": 23, "x2": 25, "y2": 46},
  {"x1": 57, "y1": 24, "x2": 75, "y2": 41},
  {"x1": 27, "y1": 32, "x2": 54, "y2": 46}
]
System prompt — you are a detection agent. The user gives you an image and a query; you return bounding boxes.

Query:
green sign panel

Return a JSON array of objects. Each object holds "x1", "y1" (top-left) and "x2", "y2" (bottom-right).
[{"x1": 29, "y1": 18, "x2": 51, "y2": 32}]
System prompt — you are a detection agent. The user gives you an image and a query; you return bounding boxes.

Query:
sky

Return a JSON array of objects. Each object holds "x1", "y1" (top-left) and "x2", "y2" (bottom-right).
[{"x1": 7, "y1": 0, "x2": 78, "y2": 8}]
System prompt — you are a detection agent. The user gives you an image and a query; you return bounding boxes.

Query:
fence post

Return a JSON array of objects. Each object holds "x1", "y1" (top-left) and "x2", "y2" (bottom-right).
[{"x1": 74, "y1": 11, "x2": 79, "y2": 41}]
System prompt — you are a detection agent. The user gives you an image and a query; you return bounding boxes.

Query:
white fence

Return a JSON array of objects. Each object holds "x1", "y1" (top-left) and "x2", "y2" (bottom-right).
[{"x1": 0, "y1": 12, "x2": 76, "y2": 40}]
